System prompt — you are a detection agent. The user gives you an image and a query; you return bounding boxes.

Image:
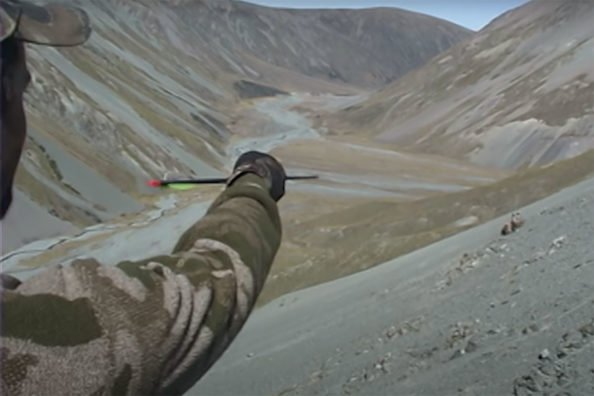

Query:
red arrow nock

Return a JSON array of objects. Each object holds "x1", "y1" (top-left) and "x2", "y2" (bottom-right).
[{"x1": 147, "y1": 179, "x2": 163, "y2": 188}]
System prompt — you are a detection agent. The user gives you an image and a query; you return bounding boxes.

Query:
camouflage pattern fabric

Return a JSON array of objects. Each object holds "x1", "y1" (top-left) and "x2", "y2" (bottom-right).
[
  {"x1": 0, "y1": 173, "x2": 282, "y2": 395},
  {"x1": 1, "y1": 0, "x2": 90, "y2": 46}
]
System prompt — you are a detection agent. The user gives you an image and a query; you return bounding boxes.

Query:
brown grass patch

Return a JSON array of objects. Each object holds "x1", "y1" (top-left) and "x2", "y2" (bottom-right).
[{"x1": 257, "y1": 148, "x2": 594, "y2": 305}]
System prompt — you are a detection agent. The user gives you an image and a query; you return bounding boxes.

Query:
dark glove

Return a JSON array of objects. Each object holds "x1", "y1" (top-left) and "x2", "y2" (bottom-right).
[{"x1": 227, "y1": 151, "x2": 287, "y2": 201}]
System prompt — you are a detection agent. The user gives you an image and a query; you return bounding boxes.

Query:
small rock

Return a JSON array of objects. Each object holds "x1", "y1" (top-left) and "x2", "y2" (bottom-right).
[
  {"x1": 386, "y1": 326, "x2": 398, "y2": 339},
  {"x1": 246, "y1": 353, "x2": 254, "y2": 358},
  {"x1": 524, "y1": 251, "x2": 546, "y2": 265},
  {"x1": 513, "y1": 375, "x2": 541, "y2": 393},
  {"x1": 538, "y1": 349, "x2": 550, "y2": 360},
  {"x1": 310, "y1": 370, "x2": 323, "y2": 381},
  {"x1": 374, "y1": 354, "x2": 392, "y2": 373},
  {"x1": 579, "y1": 322, "x2": 594, "y2": 337},
  {"x1": 466, "y1": 339, "x2": 478, "y2": 354},
  {"x1": 551, "y1": 236, "x2": 567, "y2": 249},
  {"x1": 363, "y1": 372, "x2": 375, "y2": 382},
  {"x1": 450, "y1": 349, "x2": 465, "y2": 360}
]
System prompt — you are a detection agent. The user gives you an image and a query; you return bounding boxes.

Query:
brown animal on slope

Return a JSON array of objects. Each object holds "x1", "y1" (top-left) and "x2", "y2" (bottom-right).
[
  {"x1": 501, "y1": 222, "x2": 512, "y2": 236},
  {"x1": 510, "y1": 212, "x2": 525, "y2": 231},
  {"x1": 501, "y1": 212, "x2": 525, "y2": 236}
]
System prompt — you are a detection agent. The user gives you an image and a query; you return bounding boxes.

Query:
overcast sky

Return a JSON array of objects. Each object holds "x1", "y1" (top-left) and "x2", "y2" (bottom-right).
[{"x1": 243, "y1": 0, "x2": 530, "y2": 31}]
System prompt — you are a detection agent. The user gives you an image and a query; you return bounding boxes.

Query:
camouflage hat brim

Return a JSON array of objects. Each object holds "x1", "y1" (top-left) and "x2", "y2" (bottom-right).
[
  {"x1": 1, "y1": 0, "x2": 91, "y2": 46},
  {"x1": 0, "y1": 2, "x2": 18, "y2": 41}
]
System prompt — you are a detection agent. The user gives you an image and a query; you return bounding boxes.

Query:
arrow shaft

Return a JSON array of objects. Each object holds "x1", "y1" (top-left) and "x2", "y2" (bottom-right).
[
  {"x1": 160, "y1": 178, "x2": 228, "y2": 186},
  {"x1": 285, "y1": 175, "x2": 319, "y2": 181},
  {"x1": 156, "y1": 175, "x2": 318, "y2": 187}
]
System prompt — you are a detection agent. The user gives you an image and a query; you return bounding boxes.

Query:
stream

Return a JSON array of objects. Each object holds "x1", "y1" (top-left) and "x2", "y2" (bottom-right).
[{"x1": 226, "y1": 95, "x2": 321, "y2": 160}]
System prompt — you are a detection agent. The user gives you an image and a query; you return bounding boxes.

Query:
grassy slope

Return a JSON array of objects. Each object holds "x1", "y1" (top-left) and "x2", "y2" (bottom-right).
[{"x1": 258, "y1": 148, "x2": 594, "y2": 305}]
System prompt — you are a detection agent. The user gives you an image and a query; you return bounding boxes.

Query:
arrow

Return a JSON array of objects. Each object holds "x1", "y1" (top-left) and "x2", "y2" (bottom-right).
[{"x1": 147, "y1": 175, "x2": 319, "y2": 190}]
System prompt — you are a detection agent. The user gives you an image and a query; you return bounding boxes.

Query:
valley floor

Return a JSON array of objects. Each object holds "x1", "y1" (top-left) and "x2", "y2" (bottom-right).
[
  {"x1": 4, "y1": 93, "x2": 501, "y2": 256},
  {"x1": 3, "y1": 92, "x2": 594, "y2": 395},
  {"x1": 190, "y1": 175, "x2": 594, "y2": 396}
]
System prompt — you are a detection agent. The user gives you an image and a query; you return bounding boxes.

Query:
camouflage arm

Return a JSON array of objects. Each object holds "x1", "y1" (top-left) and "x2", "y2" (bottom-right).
[
  {"x1": 0, "y1": 174, "x2": 282, "y2": 395},
  {"x1": 117, "y1": 172, "x2": 283, "y2": 393}
]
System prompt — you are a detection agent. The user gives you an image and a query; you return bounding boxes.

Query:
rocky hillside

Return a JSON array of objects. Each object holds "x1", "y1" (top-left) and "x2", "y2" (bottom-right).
[
  {"x1": 192, "y1": 172, "x2": 594, "y2": 396},
  {"x1": 163, "y1": 0, "x2": 472, "y2": 88},
  {"x1": 14, "y1": 0, "x2": 471, "y2": 240},
  {"x1": 326, "y1": 0, "x2": 594, "y2": 169}
]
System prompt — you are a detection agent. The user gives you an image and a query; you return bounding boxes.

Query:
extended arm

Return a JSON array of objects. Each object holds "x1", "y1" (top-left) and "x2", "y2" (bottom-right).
[{"x1": 1, "y1": 153, "x2": 286, "y2": 396}]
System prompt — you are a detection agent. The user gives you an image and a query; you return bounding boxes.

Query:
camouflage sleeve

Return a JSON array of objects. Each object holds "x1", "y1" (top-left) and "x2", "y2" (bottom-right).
[{"x1": 0, "y1": 173, "x2": 282, "y2": 395}]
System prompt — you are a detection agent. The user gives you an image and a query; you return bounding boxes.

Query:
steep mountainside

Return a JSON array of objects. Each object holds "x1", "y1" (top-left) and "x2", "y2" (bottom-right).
[
  {"x1": 163, "y1": 0, "x2": 472, "y2": 88},
  {"x1": 191, "y1": 173, "x2": 594, "y2": 396},
  {"x1": 327, "y1": 0, "x2": 594, "y2": 169}
]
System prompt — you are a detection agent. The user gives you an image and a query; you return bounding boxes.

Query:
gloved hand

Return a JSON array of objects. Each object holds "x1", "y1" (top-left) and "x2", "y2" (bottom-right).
[{"x1": 227, "y1": 151, "x2": 287, "y2": 201}]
